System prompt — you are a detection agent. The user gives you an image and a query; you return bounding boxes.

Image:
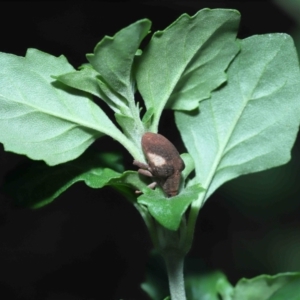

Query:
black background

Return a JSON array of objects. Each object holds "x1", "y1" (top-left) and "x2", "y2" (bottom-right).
[{"x1": 1, "y1": 1, "x2": 300, "y2": 300}]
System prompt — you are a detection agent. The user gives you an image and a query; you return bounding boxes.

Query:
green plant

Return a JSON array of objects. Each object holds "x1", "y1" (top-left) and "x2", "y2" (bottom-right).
[{"x1": 1, "y1": 8, "x2": 300, "y2": 299}]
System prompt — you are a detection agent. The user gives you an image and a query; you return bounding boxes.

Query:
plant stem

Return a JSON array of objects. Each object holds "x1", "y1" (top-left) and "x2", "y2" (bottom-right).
[
  {"x1": 163, "y1": 251, "x2": 187, "y2": 300},
  {"x1": 184, "y1": 192, "x2": 205, "y2": 254}
]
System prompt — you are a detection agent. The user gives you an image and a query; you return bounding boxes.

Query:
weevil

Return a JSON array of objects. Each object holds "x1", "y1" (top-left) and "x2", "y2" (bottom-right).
[{"x1": 133, "y1": 132, "x2": 185, "y2": 197}]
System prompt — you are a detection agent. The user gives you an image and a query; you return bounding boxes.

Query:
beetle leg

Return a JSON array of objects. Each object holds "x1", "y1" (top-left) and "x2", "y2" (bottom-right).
[
  {"x1": 133, "y1": 160, "x2": 157, "y2": 194},
  {"x1": 135, "y1": 182, "x2": 157, "y2": 194},
  {"x1": 137, "y1": 169, "x2": 153, "y2": 177},
  {"x1": 133, "y1": 160, "x2": 149, "y2": 169},
  {"x1": 133, "y1": 160, "x2": 154, "y2": 177}
]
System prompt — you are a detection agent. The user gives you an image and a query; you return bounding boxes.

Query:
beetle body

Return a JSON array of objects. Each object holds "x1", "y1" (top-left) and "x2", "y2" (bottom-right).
[{"x1": 133, "y1": 132, "x2": 185, "y2": 197}]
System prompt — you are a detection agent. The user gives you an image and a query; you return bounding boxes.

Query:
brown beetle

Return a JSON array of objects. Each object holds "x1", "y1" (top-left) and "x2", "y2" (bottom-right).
[{"x1": 133, "y1": 132, "x2": 185, "y2": 197}]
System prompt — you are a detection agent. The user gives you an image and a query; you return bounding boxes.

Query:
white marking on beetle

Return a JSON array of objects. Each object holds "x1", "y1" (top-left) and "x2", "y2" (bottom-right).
[{"x1": 147, "y1": 152, "x2": 166, "y2": 167}]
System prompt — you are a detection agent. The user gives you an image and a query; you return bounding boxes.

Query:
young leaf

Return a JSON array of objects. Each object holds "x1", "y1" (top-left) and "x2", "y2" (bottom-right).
[
  {"x1": 142, "y1": 106, "x2": 154, "y2": 127},
  {"x1": 87, "y1": 19, "x2": 151, "y2": 146},
  {"x1": 56, "y1": 64, "x2": 103, "y2": 99},
  {"x1": 85, "y1": 19, "x2": 151, "y2": 144},
  {"x1": 0, "y1": 49, "x2": 137, "y2": 165},
  {"x1": 180, "y1": 153, "x2": 195, "y2": 182},
  {"x1": 136, "y1": 8, "x2": 240, "y2": 131},
  {"x1": 57, "y1": 64, "x2": 131, "y2": 115},
  {"x1": 176, "y1": 34, "x2": 300, "y2": 206},
  {"x1": 137, "y1": 184, "x2": 204, "y2": 231},
  {"x1": 87, "y1": 19, "x2": 151, "y2": 102},
  {"x1": 57, "y1": 66, "x2": 141, "y2": 145},
  {"x1": 232, "y1": 273, "x2": 300, "y2": 300},
  {"x1": 57, "y1": 19, "x2": 151, "y2": 127},
  {"x1": 3, "y1": 151, "x2": 124, "y2": 208},
  {"x1": 114, "y1": 113, "x2": 137, "y2": 140}
]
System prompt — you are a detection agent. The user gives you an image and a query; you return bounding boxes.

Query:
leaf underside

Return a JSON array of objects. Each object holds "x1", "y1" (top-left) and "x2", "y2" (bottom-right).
[
  {"x1": 136, "y1": 8, "x2": 241, "y2": 131},
  {"x1": 0, "y1": 49, "x2": 124, "y2": 166},
  {"x1": 232, "y1": 273, "x2": 300, "y2": 300},
  {"x1": 176, "y1": 34, "x2": 300, "y2": 203}
]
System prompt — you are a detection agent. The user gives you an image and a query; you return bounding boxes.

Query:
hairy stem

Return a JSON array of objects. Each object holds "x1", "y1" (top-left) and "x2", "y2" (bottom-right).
[
  {"x1": 184, "y1": 192, "x2": 205, "y2": 254},
  {"x1": 163, "y1": 251, "x2": 186, "y2": 300}
]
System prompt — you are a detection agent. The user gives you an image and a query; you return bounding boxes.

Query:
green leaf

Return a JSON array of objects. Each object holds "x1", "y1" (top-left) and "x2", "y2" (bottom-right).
[
  {"x1": 106, "y1": 170, "x2": 151, "y2": 203},
  {"x1": 0, "y1": 49, "x2": 133, "y2": 165},
  {"x1": 57, "y1": 64, "x2": 132, "y2": 116},
  {"x1": 142, "y1": 106, "x2": 154, "y2": 128},
  {"x1": 56, "y1": 64, "x2": 129, "y2": 114},
  {"x1": 181, "y1": 153, "x2": 195, "y2": 182},
  {"x1": 232, "y1": 273, "x2": 300, "y2": 300},
  {"x1": 269, "y1": 277, "x2": 300, "y2": 300},
  {"x1": 58, "y1": 20, "x2": 152, "y2": 149},
  {"x1": 136, "y1": 8, "x2": 240, "y2": 131},
  {"x1": 137, "y1": 184, "x2": 204, "y2": 231},
  {"x1": 56, "y1": 64, "x2": 103, "y2": 99},
  {"x1": 3, "y1": 148, "x2": 154, "y2": 208},
  {"x1": 3, "y1": 151, "x2": 124, "y2": 208},
  {"x1": 176, "y1": 34, "x2": 300, "y2": 206},
  {"x1": 85, "y1": 19, "x2": 151, "y2": 146},
  {"x1": 57, "y1": 20, "x2": 151, "y2": 124},
  {"x1": 185, "y1": 270, "x2": 232, "y2": 300},
  {"x1": 114, "y1": 113, "x2": 137, "y2": 140},
  {"x1": 86, "y1": 19, "x2": 151, "y2": 108}
]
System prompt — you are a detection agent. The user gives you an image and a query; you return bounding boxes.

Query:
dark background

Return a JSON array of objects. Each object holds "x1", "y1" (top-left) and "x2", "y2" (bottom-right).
[{"x1": 1, "y1": 1, "x2": 300, "y2": 300}]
